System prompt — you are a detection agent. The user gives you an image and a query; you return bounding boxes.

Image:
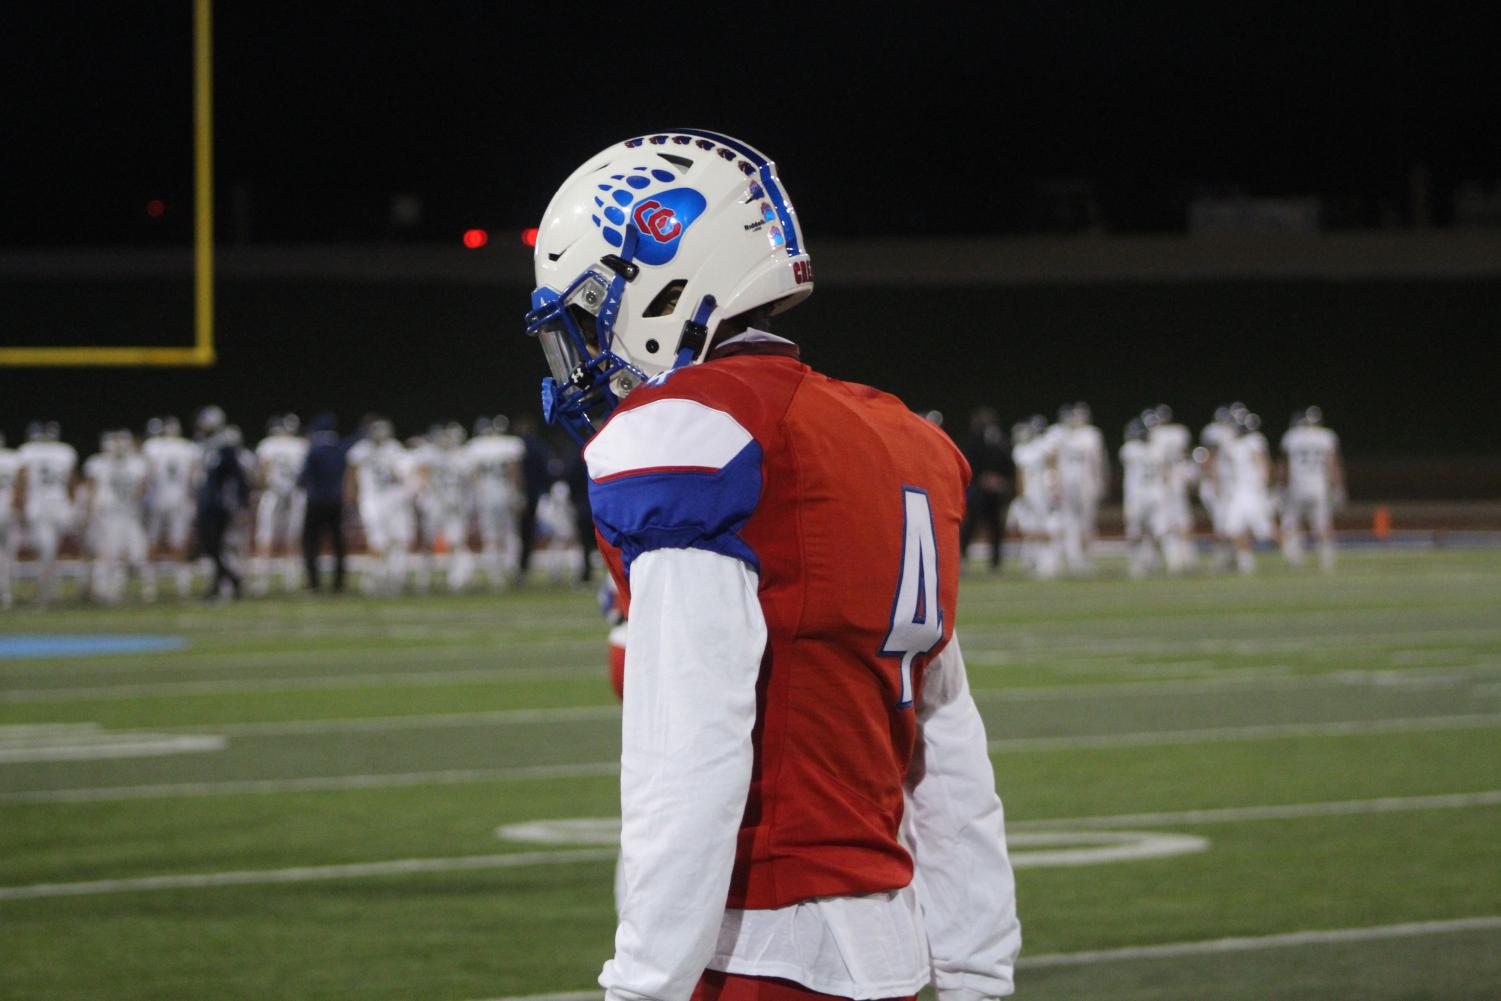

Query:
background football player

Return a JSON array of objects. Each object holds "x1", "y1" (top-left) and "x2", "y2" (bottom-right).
[
  {"x1": 463, "y1": 415, "x2": 524, "y2": 589},
  {"x1": 1280, "y1": 405, "x2": 1345, "y2": 571},
  {"x1": 420, "y1": 422, "x2": 476, "y2": 592},
  {"x1": 81, "y1": 430, "x2": 154, "y2": 603},
  {"x1": 252, "y1": 414, "x2": 310, "y2": 594},
  {"x1": 1218, "y1": 410, "x2": 1275, "y2": 574},
  {"x1": 17, "y1": 421, "x2": 78, "y2": 606},
  {"x1": 526, "y1": 131, "x2": 1018, "y2": 1001},
  {"x1": 1146, "y1": 403, "x2": 1196, "y2": 572},
  {"x1": 142, "y1": 416, "x2": 200, "y2": 597},
  {"x1": 346, "y1": 418, "x2": 413, "y2": 594},
  {"x1": 1120, "y1": 416, "x2": 1174, "y2": 577},
  {"x1": 1008, "y1": 416, "x2": 1062, "y2": 578},
  {"x1": 1053, "y1": 401, "x2": 1107, "y2": 573},
  {"x1": 0, "y1": 433, "x2": 20, "y2": 609}
]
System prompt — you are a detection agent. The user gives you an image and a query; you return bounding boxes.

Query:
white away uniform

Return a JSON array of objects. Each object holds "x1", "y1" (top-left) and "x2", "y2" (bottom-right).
[
  {"x1": 349, "y1": 439, "x2": 413, "y2": 592},
  {"x1": 253, "y1": 433, "x2": 309, "y2": 591},
  {"x1": 425, "y1": 444, "x2": 476, "y2": 590},
  {"x1": 0, "y1": 449, "x2": 20, "y2": 607},
  {"x1": 464, "y1": 432, "x2": 525, "y2": 586},
  {"x1": 83, "y1": 451, "x2": 151, "y2": 602},
  {"x1": 1280, "y1": 424, "x2": 1340, "y2": 569},
  {"x1": 1148, "y1": 421, "x2": 1194, "y2": 539},
  {"x1": 18, "y1": 440, "x2": 77, "y2": 603},
  {"x1": 1198, "y1": 421, "x2": 1234, "y2": 526},
  {"x1": 1220, "y1": 432, "x2": 1274, "y2": 574},
  {"x1": 1008, "y1": 436, "x2": 1061, "y2": 578},
  {"x1": 1120, "y1": 437, "x2": 1175, "y2": 575},
  {"x1": 143, "y1": 436, "x2": 199, "y2": 551},
  {"x1": 1054, "y1": 423, "x2": 1106, "y2": 572}
]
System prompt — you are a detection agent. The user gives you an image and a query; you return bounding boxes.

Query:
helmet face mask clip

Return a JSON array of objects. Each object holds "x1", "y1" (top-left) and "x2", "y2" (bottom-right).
[{"x1": 526, "y1": 250, "x2": 648, "y2": 442}]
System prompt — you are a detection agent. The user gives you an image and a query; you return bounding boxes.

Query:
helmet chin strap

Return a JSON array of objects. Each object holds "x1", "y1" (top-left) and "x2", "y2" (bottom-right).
[
  {"x1": 673, "y1": 294, "x2": 718, "y2": 369},
  {"x1": 595, "y1": 225, "x2": 641, "y2": 354}
]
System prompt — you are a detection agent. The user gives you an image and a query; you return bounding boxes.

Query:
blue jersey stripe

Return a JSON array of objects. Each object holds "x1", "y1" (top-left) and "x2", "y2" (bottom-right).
[{"x1": 589, "y1": 439, "x2": 763, "y2": 576}]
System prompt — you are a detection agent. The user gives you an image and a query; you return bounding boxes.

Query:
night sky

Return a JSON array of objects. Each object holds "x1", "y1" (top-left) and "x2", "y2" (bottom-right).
[{"x1": 5, "y1": 1, "x2": 1500, "y2": 246}]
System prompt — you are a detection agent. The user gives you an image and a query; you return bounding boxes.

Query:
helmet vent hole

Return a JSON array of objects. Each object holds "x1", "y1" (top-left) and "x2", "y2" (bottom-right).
[
  {"x1": 643, "y1": 279, "x2": 687, "y2": 318},
  {"x1": 656, "y1": 153, "x2": 693, "y2": 172}
]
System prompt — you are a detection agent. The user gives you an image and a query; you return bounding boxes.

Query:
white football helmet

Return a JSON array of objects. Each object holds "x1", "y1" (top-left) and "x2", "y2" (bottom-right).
[{"x1": 526, "y1": 130, "x2": 813, "y2": 441}]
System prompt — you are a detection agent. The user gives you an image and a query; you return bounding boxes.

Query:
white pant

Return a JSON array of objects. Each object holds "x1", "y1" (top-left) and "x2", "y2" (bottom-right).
[
  {"x1": 360, "y1": 498, "x2": 413, "y2": 554},
  {"x1": 148, "y1": 497, "x2": 194, "y2": 551},
  {"x1": 1281, "y1": 491, "x2": 1332, "y2": 537},
  {"x1": 93, "y1": 512, "x2": 148, "y2": 564},
  {"x1": 1222, "y1": 491, "x2": 1274, "y2": 542},
  {"x1": 0, "y1": 519, "x2": 18, "y2": 601},
  {"x1": 1007, "y1": 492, "x2": 1057, "y2": 537},
  {"x1": 256, "y1": 490, "x2": 307, "y2": 552}
]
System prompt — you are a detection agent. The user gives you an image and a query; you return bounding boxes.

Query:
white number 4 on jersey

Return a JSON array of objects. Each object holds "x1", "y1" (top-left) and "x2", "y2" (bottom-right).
[{"x1": 879, "y1": 487, "x2": 945, "y2": 708}]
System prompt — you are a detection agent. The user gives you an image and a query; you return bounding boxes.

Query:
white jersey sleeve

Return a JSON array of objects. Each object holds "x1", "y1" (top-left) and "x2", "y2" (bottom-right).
[
  {"x1": 602, "y1": 547, "x2": 765, "y2": 1001},
  {"x1": 904, "y1": 633, "x2": 1020, "y2": 1000}
]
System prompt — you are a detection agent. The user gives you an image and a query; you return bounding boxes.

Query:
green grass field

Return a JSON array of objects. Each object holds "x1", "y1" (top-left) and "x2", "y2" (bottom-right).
[{"x1": 2, "y1": 549, "x2": 1500, "y2": 1000}]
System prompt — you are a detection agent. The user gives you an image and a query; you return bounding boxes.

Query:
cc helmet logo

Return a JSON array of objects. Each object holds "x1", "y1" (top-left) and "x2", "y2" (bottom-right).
[{"x1": 632, "y1": 199, "x2": 682, "y2": 242}]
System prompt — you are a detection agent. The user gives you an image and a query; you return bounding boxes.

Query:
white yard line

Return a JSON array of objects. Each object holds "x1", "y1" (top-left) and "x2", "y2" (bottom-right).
[
  {"x1": 973, "y1": 664, "x2": 1501, "y2": 703},
  {"x1": 0, "y1": 848, "x2": 619, "y2": 901},
  {"x1": 987, "y1": 713, "x2": 1501, "y2": 751},
  {"x1": 1019, "y1": 914, "x2": 1501, "y2": 968},
  {"x1": 461, "y1": 917, "x2": 1501, "y2": 1001},
  {"x1": 8, "y1": 714, "x2": 1499, "y2": 804},
  {"x1": 0, "y1": 723, "x2": 226, "y2": 762},
  {"x1": 1008, "y1": 789, "x2": 1501, "y2": 830},
  {"x1": 959, "y1": 624, "x2": 1501, "y2": 659},
  {"x1": 0, "y1": 667, "x2": 604, "y2": 703},
  {"x1": 170, "y1": 704, "x2": 620, "y2": 737},
  {"x1": 0, "y1": 761, "x2": 622, "y2": 804},
  {"x1": 4, "y1": 791, "x2": 1498, "y2": 901}
]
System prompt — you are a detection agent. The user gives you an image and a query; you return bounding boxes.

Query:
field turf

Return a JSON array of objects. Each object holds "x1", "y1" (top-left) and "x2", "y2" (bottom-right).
[{"x1": 2, "y1": 549, "x2": 1499, "y2": 1000}]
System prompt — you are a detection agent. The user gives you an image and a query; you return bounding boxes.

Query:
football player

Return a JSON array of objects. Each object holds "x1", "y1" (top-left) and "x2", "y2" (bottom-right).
[
  {"x1": 195, "y1": 412, "x2": 254, "y2": 601},
  {"x1": 346, "y1": 419, "x2": 413, "y2": 594},
  {"x1": 463, "y1": 415, "x2": 525, "y2": 589},
  {"x1": 142, "y1": 416, "x2": 200, "y2": 596},
  {"x1": 0, "y1": 433, "x2": 19, "y2": 609},
  {"x1": 1119, "y1": 417, "x2": 1173, "y2": 577},
  {"x1": 1219, "y1": 411, "x2": 1275, "y2": 574},
  {"x1": 1146, "y1": 404, "x2": 1195, "y2": 571},
  {"x1": 526, "y1": 131, "x2": 1018, "y2": 1001},
  {"x1": 81, "y1": 430, "x2": 154, "y2": 603},
  {"x1": 1053, "y1": 402, "x2": 1107, "y2": 573},
  {"x1": 17, "y1": 421, "x2": 78, "y2": 606},
  {"x1": 1008, "y1": 417, "x2": 1062, "y2": 578},
  {"x1": 423, "y1": 422, "x2": 476, "y2": 591},
  {"x1": 1280, "y1": 406, "x2": 1345, "y2": 571},
  {"x1": 252, "y1": 415, "x2": 310, "y2": 594}
]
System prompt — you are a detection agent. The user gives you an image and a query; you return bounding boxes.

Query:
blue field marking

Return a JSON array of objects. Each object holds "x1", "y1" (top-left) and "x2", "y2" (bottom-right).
[{"x1": 0, "y1": 635, "x2": 188, "y2": 660}]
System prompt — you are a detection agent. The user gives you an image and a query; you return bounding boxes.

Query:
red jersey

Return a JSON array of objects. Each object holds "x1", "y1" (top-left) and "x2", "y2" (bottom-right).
[{"x1": 585, "y1": 339, "x2": 970, "y2": 909}]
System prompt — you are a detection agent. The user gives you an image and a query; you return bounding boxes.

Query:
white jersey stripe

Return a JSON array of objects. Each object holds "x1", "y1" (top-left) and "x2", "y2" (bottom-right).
[{"x1": 584, "y1": 397, "x2": 753, "y2": 481}]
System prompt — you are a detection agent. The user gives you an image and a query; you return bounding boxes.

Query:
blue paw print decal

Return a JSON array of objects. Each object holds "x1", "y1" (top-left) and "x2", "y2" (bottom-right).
[{"x1": 591, "y1": 167, "x2": 708, "y2": 267}]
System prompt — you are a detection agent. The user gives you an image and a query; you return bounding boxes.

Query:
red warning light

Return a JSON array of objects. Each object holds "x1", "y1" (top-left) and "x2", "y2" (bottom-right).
[
  {"x1": 146, "y1": 199, "x2": 166, "y2": 219},
  {"x1": 462, "y1": 228, "x2": 489, "y2": 249},
  {"x1": 520, "y1": 227, "x2": 539, "y2": 248}
]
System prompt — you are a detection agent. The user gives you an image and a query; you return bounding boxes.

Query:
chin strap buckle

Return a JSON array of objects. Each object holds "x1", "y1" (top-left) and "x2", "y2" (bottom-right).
[
  {"x1": 673, "y1": 294, "x2": 718, "y2": 369},
  {"x1": 599, "y1": 254, "x2": 639, "y2": 282}
]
